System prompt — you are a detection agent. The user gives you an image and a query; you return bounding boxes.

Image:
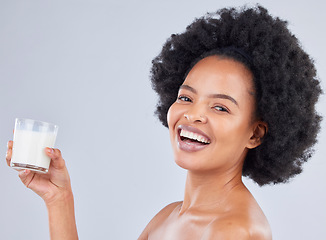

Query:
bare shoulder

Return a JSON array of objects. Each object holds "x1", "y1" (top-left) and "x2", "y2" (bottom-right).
[
  {"x1": 138, "y1": 201, "x2": 182, "y2": 240},
  {"x1": 201, "y1": 189, "x2": 272, "y2": 240},
  {"x1": 202, "y1": 209, "x2": 272, "y2": 240}
]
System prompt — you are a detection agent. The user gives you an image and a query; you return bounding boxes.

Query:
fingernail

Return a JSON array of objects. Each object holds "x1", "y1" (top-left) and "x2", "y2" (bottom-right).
[{"x1": 46, "y1": 148, "x2": 54, "y2": 154}]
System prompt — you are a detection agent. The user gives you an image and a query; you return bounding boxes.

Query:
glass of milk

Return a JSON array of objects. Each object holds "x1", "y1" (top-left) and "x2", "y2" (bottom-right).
[{"x1": 11, "y1": 118, "x2": 59, "y2": 173}]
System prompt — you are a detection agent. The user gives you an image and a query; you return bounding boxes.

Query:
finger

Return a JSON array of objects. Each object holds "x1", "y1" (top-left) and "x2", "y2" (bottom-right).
[
  {"x1": 45, "y1": 148, "x2": 66, "y2": 170},
  {"x1": 7, "y1": 141, "x2": 13, "y2": 149},
  {"x1": 18, "y1": 169, "x2": 35, "y2": 188},
  {"x1": 6, "y1": 148, "x2": 12, "y2": 167},
  {"x1": 6, "y1": 141, "x2": 13, "y2": 167}
]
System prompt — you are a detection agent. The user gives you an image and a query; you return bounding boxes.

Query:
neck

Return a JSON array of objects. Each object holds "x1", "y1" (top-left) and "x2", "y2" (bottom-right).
[{"x1": 180, "y1": 168, "x2": 244, "y2": 214}]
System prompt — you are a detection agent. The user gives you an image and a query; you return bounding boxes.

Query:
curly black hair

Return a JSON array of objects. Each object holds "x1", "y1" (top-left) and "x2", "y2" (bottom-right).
[{"x1": 150, "y1": 5, "x2": 322, "y2": 186}]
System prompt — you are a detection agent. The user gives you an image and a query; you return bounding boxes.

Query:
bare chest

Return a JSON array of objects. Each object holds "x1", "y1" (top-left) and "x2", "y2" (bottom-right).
[{"x1": 148, "y1": 211, "x2": 215, "y2": 240}]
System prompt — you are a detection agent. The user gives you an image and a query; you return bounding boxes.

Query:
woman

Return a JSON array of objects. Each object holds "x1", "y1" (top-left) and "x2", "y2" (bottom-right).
[{"x1": 6, "y1": 5, "x2": 321, "y2": 240}]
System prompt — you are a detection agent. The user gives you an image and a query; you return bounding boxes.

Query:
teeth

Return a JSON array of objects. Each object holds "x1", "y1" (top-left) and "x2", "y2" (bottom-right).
[
  {"x1": 198, "y1": 136, "x2": 205, "y2": 142},
  {"x1": 180, "y1": 129, "x2": 210, "y2": 144},
  {"x1": 189, "y1": 132, "x2": 194, "y2": 139}
]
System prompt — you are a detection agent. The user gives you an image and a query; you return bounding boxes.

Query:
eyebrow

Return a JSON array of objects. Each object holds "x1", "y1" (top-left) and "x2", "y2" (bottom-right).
[{"x1": 179, "y1": 84, "x2": 239, "y2": 106}]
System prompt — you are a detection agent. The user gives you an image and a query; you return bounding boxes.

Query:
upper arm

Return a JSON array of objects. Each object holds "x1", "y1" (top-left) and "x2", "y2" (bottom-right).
[{"x1": 138, "y1": 201, "x2": 182, "y2": 240}]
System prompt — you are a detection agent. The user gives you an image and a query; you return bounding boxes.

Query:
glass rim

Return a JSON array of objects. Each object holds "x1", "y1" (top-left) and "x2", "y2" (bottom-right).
[{"x1": 15, "y1": 118, "x2": 59, "y2": 129}]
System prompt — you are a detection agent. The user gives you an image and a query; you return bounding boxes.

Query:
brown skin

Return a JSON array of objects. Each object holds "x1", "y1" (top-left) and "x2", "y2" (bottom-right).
[
  {"x1": 6, "y1": 56, "x2": 271, "y2": 239},
  {"x1": 139, "y1": 56, "x2": 271, "y2": 239},
  {"x1": 6, "y1": 141, "x2": 78, "y2": 240}
]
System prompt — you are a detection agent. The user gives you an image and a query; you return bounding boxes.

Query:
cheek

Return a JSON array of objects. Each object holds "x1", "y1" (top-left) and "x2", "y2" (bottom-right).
[
  {"x1": 167, "y1": 102, "x2": 180, "y2": 129},
  {"x1": 167, "y1": 103, "x2": 178, "y2": 146},
  {"x1": 213, "y1": 118, "x2": 252, "y2": 144}
]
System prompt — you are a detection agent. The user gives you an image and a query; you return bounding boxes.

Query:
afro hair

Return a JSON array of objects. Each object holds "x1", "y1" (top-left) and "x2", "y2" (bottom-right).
[{"x1": 150, "y1": 5, "x2": 322, "y2": 186}]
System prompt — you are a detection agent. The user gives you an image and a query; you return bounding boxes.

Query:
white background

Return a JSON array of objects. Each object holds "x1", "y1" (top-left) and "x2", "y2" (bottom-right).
[{"x1": 1, "y1": 0, "x2": 325, "y2": 239}]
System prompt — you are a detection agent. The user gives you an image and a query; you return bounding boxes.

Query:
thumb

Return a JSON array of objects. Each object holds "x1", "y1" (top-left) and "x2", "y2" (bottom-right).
[{"x1": 45, "y1": 148, "x2": 66, "y2": 170}]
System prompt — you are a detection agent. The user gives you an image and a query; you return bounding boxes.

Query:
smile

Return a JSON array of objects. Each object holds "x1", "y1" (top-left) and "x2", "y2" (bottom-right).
[
  {"x1": 180, "y1": 129, "x2": 210, "y2": 144},
  {"x1": 177, "y1": 125, "x2": 211, "y2": 152}
]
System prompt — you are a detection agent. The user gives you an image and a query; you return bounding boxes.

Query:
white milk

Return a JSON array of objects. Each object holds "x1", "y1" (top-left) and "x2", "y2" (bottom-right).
[{"x1": 11, "y1": 129, "x2": 56, "y2": 172}]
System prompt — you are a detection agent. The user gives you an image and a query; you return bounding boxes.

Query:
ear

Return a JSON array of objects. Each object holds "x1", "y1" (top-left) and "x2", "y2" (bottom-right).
[{"x1": 246, "y1": 121, "x2": 268, "y2": 149}]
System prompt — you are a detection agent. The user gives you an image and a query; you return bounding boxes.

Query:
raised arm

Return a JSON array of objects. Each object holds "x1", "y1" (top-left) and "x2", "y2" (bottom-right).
[{"x1": 6, "y1": 141, "x2": 78, "y2": 240}]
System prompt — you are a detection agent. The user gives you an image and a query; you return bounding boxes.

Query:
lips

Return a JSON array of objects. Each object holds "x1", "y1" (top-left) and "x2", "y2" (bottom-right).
[{"x1": 177, "y1": 125, "x2": 211, "y2": 152}]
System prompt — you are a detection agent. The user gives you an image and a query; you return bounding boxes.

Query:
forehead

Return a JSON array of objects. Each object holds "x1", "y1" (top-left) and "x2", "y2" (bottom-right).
[{"x1": 183, "y1": 56, "x2": 255, "y2": 99}]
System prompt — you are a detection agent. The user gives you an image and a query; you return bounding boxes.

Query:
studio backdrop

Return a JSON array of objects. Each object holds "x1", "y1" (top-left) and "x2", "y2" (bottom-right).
[{"x1": 1, "y1": 0, "x2": 325, "y2": 239}]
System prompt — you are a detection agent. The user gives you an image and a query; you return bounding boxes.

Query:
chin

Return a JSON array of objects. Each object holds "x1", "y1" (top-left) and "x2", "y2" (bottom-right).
[{"x1": 174, "y1": 154, "x2": 209, "y2": 172}]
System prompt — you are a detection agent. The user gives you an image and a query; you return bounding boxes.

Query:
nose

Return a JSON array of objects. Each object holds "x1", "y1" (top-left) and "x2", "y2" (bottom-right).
[{"x1": 184, "y1": 105, "x2": 208, "y2": 124}]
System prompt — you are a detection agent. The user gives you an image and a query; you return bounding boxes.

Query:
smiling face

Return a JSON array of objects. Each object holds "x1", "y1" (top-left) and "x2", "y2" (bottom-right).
[{"x1": 167, "y1": 56, "x2": 265, "y2": 174}]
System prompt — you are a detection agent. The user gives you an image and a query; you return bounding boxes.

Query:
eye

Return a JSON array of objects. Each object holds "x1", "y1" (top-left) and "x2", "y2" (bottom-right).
[
  {"x1": 177, "y1": 95, "x2": 192, "y2": 102},
  {"x1": 213, "y1": 105, "x2": 229, "y2": 113}
]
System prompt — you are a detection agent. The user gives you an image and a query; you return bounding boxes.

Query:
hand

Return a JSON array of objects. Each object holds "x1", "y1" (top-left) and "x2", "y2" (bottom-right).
[{"x1": 6, "y1": 141, "x2": 73, "y2": 206}]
